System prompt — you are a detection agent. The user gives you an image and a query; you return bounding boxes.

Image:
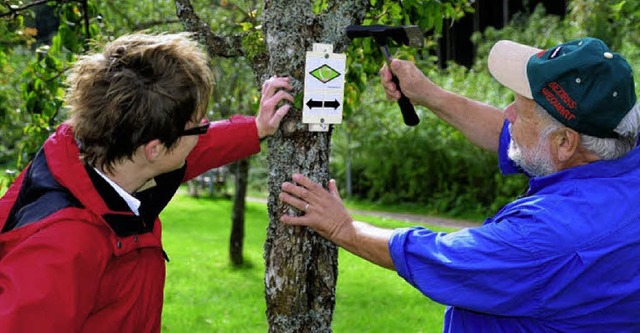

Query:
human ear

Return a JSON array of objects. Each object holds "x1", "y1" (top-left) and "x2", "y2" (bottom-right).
[
  {"x1": 143, "y1": 139, "x2": 163, "y2": 162},
  {"x1": 554, "y1": 128, "x2": 580, "y2": 163}
]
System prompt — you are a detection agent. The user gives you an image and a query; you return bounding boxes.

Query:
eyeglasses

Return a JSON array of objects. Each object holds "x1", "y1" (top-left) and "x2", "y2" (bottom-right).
[{"x1": 179, "y1": 121, "x2": 209, "y2": 136}]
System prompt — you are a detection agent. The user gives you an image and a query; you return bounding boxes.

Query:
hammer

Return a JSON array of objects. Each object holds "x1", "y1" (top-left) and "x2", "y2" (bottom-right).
[{"x1": 346, "y1": 25, "x2": 423, "y2": 126}]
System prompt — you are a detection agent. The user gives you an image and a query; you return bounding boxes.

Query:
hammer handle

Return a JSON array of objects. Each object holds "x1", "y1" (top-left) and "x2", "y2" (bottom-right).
[
  {"x1": 381, "y1": 45, "x2": 420, "y2": 126},
  {"x1": 391, "y1": 74, "x2": 420, "y2": 126}
]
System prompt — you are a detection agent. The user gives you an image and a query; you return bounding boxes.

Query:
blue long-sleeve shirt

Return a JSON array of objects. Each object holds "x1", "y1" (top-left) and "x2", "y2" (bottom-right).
[{"x1": 389, "y1": 120, "x2": 640, "y2": 332}]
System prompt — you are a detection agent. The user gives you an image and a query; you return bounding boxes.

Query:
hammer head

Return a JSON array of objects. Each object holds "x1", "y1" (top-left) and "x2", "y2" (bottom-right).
[{"x1": 346, "y1": 25, "x2": 423, "y2": 48}]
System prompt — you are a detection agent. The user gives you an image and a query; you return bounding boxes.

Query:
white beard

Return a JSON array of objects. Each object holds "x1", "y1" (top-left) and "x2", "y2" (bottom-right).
[{"x1": 507, "y1": 137, "x2": 556, "y2": 177}]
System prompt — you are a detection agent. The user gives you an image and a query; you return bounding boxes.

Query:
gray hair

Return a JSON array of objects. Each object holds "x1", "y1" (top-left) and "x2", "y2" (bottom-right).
[{"x1": 535, "y1": 103, "x2": 640, "y2": 160}]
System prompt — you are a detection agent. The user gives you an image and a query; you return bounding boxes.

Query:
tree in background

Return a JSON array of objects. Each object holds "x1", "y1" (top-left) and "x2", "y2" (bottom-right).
[{"x1": 208, "y1": 59, "x2": 259, "y2": 267}]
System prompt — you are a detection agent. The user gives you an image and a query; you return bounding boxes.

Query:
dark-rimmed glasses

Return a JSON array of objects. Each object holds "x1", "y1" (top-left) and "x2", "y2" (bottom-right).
[{"x1": 179, "y1": 121, "x2": 210, "y2": 136}]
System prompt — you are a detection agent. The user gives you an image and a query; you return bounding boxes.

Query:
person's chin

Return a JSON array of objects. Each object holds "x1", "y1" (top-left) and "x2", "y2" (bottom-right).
[{"x1": 507, "y1": 140, "x2": 521, "y2": 161}]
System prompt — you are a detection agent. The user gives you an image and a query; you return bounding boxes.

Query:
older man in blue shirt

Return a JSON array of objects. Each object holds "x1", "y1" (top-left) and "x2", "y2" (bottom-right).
[{"x1": 279, "y1": 37, "x2": 640, "y2": 332}]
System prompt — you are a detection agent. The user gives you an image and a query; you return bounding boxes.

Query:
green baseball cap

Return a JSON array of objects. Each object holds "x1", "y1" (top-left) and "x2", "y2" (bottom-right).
[{"x1": 488, "y1": 37, "x2": 636, "y2": 138}]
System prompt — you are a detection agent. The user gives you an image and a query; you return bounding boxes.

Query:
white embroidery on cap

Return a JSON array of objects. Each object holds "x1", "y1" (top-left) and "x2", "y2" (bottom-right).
[{"x1": 550, "y1": 46, "x2": 563, "y2": 59}]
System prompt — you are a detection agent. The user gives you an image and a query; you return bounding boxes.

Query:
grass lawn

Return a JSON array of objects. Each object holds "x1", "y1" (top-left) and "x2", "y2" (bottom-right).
[{"x1": 161, "y1": 193, "x2": 455, "y2": 333}]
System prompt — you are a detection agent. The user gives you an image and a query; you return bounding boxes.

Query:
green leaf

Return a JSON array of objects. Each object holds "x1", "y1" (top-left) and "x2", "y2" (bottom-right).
[
  {"x1": 25, "y1": 92, "x2": 37, "y2": 113},
  {"x1": 44, "y1": 55, "x2": 62, "y2": 71},
  {"x1": 293, "y1": 93, "x2": 303, "y2": 110},
  {"x1": 50, "y1": 34, "x2": 62, "y2": 53},
  {"x1": 312, "y1": 0, "x2": 328, "y2": 14}
]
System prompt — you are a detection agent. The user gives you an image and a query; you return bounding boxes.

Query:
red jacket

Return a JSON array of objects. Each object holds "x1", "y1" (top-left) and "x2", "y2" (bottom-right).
[{"x1": 0, "y1": 116, "x2": 260, "y2": 332}]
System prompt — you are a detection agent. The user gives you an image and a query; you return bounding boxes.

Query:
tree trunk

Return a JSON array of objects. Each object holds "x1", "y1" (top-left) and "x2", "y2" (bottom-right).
[
  {"x1": 261, "y1": 1, "x2": 368, "y2": 331},
  {"x1": 230, "y1": 159, "x2": 249, "y2": 266},
  {"x1": 176, "y1": 0, "x2": 368, "y2": 330}
]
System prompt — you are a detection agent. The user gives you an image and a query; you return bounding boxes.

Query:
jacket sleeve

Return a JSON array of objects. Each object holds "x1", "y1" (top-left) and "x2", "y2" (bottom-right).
[
  {"x1": 183, "y1": 115, "x2": 261, "y2": 182},
  {"x1": 389, "y1": 219, "x2": 542, "y2": 317},
  {"x1": 0, "y1": 219, "x2": 111, "y2": 332}
]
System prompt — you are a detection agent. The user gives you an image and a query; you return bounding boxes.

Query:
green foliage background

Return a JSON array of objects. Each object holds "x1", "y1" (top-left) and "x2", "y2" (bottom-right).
[{"x1": 2, "y1": 0, "x2": 640, "y2": 219}]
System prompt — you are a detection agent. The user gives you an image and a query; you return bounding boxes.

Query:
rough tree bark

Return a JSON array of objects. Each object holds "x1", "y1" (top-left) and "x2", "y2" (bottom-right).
[
  {"x1": 176, "y1": 0, "x2": 369, "y2": 331},
  {"x1": 261, "y1": 1, "x2": 367, "y2": 332}
]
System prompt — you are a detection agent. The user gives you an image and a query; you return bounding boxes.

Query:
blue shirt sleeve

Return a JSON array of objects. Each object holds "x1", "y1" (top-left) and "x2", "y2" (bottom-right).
[
  {"x1": 497, "y1": 120, "x2": 523, "y2": 175},
  {"x1": 389, "y1": 220, "x2": 543, "y2": 317}
]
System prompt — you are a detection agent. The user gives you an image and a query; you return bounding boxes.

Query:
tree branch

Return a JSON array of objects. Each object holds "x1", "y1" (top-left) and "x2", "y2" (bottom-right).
[
  {"x1": 1, "y1": 0, "x2": 60, "y2": 18},
  {"x1": 174, "y1": 0, "x2": 245, "y2": 58}
]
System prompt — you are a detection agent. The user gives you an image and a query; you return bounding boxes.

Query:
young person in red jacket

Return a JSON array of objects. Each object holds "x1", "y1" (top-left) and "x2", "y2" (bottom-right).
[{"x1": 0, "y1": 32, "x2": 293, "y2": 332}]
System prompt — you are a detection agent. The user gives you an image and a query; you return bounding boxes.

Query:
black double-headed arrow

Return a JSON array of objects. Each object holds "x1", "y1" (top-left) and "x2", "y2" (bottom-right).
[{"x1": 306, "y1": 99, "x2": 340, "y2": 110}]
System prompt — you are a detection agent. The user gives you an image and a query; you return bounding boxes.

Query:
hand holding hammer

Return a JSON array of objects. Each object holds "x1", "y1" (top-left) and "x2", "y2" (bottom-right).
[{"x1": 346, "y1": 25, "x2": 423, "y2": 126}]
